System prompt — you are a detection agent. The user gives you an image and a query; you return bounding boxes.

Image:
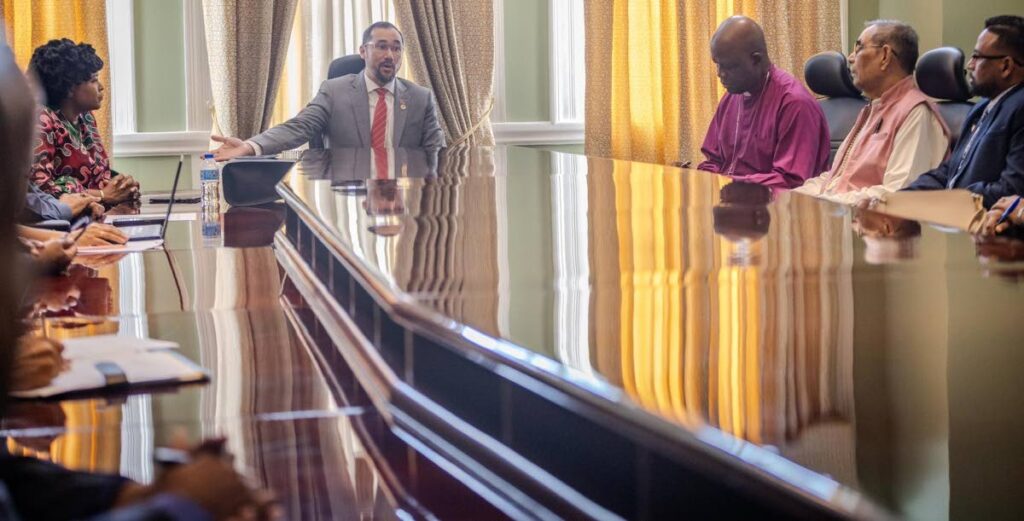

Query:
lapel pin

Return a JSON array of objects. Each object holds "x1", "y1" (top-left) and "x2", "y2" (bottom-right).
[{"x1": 400, "y1": 98, "x2": 407, "y2": 111}]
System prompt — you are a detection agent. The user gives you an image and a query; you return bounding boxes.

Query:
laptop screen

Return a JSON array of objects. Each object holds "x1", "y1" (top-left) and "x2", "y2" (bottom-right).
[{"x1": 159, "y1": 155, "x2": 184, "y2": 240}]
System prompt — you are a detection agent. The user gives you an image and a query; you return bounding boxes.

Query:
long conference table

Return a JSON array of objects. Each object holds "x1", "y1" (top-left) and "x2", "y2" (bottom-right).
[{"x1": 7, "y1": 146, "x2": 1024, "y2": 520}]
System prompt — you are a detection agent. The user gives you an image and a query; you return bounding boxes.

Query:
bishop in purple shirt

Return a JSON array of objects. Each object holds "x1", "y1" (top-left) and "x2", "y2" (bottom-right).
[{"x1": 698, "y1": 16, "x2": 831, "y2": 190}]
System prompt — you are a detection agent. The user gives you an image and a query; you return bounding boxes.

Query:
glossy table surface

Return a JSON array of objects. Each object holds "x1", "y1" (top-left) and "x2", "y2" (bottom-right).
[
  {"x1": 282, "y1": 146, "x2": 1024, "y2": 521},
  {"x1": 6, "y1": 201, "x2": 507, "y2": 520}
]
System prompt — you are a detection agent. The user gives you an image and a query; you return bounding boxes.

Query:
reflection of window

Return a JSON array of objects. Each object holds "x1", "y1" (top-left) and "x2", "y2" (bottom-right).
[{"x1": 551, "y1": 152, "x2": 593, "y2": 376}]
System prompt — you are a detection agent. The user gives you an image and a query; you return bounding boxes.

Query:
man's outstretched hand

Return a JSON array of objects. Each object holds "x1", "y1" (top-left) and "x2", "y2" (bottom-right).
[{"x1": 210, "y1": 135, "x2": 255, "y2": 162}]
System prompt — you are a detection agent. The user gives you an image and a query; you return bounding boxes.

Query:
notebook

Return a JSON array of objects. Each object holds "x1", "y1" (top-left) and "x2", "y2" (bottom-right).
[
  {"x1": 12, "y1": 334, "x2": 208, "y2": 398},
  {"x1": 875, "y1": 189, "x2": 986, "y2": 233}
]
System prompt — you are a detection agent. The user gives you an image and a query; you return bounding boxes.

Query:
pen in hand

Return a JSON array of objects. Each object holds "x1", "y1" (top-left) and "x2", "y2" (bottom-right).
[{"x1": 996, "y1": 195, "x2": 1022, "y2": 226}]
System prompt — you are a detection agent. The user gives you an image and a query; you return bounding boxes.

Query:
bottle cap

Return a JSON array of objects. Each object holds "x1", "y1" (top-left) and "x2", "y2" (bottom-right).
[{"x1": 203, "y1": 153, "x2": 214, "y2": 159}]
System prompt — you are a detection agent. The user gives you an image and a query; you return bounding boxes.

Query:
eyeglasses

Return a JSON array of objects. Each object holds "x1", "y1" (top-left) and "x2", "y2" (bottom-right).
[
  {"x1": 365, "y1": 42, "x2": 403, "y2": 55},
  {"x1": 969, "y1": 52, "x2": 1024, "y2": 65},
  {"x1": 852, "y1": 42, "x2": 898, "y2": 57}
]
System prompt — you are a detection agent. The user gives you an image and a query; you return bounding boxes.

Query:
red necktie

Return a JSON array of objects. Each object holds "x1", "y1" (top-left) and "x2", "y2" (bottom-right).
[{"x1": 371, "y1": 87, "x2": 388, "y2": 178}]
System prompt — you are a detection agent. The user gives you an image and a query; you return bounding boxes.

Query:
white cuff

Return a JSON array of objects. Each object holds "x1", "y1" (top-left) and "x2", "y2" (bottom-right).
[{"x1": 244, "y1": 140, "x2": 263, "y2": 156}]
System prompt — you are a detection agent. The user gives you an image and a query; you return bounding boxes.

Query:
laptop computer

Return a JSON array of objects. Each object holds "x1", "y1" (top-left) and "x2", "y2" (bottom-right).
[{"x1": 114, "y1": 156, "x2": 183, "y2": 242}]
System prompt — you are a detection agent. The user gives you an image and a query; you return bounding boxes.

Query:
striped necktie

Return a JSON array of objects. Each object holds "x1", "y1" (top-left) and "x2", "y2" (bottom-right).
[{"x1": 371, "y1": 87, "x2": 389, "y2": 178}]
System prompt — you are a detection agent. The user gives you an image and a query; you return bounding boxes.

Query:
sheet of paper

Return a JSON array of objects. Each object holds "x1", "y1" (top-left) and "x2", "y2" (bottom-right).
[
  {"x1": 76, "y1": 239, "x2": 164, "y2": 255},
  {"x1": 105, "y1": 212, "x2": 195, "y2": 223},
  {"x1": 11, "y1": 335, "x2": 205, "y2": 398}
]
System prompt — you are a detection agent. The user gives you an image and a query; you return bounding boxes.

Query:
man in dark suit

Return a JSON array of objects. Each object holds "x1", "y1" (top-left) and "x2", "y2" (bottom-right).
[{"x1": 904, "y1": 15, "x2": 1024, "y2": 206}]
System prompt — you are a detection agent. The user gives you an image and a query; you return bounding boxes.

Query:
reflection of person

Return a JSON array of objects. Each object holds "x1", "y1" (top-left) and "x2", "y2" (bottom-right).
[
  {"x1": 298, "y1": 147, "x2": 438, "y2": 184},
  {"x1": 713, "y1": 182, "x2": 772, "y2": 266},
  {"x1": 28, "y1": 39, "x2": 139, "y2": 204},
  {"x1": 698, "y1": 16, "x2": 830, "y2": 189},
  {"x1": 212, "y1": 22, "x2": 445, "y2": 160},
  {"x1": 799, "y1": 21, "x2": 949, "y2": 204},
  {"x1": 852, "y1": 208, "x2": 923, "y2": 264},
  {"x1": 713, "y1": 182, "x2": 772, "y2": 240},
  {"x1": 903, "y1": 16, "x2": 1024, "y2": 206},
  {"x1": 363, "y1": 179, "x2": 406, "y2": 236}
]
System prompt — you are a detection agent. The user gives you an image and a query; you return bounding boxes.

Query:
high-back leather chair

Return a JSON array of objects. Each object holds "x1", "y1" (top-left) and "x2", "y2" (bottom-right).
[
  {"x1": 804, "y1": 51, "x2": 867, "y2": 163},
  {"x1": 915, "y1": 47, "x2": 974, "y2": 147},
  {"x1": 309, "y1": 55, "x2": 366, "y2": 149},
  {"x1": 327, "y1": 54, "x2": 365, "y2": 80}
]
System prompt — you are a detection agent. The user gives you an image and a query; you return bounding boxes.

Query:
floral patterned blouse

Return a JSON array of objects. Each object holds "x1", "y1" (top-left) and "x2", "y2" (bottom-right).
[{"x1": 31, "y1": 107, "x2": 112, "y2": 196}]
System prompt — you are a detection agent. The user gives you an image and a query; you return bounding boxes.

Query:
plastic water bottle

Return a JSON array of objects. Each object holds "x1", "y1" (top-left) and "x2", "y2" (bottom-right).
[{"x1": 200, "y1": 153, "x2": 220, "y2": 208}]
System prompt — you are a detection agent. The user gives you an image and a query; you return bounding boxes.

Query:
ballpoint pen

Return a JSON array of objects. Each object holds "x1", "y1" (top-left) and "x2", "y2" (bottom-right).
[{"x1": 996, "y1": 195, "x2": 1022, "y2": 226}]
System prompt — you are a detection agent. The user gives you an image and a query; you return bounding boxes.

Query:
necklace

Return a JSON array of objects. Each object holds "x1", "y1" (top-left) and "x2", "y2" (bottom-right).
[{"x1": 724, "y1": 70, "x2": 772, "y2": 175}]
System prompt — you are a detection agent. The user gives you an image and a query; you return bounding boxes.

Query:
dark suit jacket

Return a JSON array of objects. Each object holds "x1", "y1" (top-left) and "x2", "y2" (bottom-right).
[{"x1": 905, "y1": 83, "x2": 1024, "y2": 206}]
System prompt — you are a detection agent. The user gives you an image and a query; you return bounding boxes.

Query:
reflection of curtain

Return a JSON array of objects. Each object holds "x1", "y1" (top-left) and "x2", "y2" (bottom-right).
[
  {"x1": 392, "y1": 147, "x2": 500, "y2": 335},
  {"x1": 0, "y1": 0, "x2": 111, "y2": 148},
  {"x1": 393, "y1": 1, "x2": 494, "y2": 146},
  {"x1": 202, "y1": 0, "x2": 298, "y2": 138},
  {"x1": 586, "y1": 162, "x2": 855, "y2": 450},
  {"x1": 585, "y1": 0, "x2": 840, "y2": 164},
  {"x1": 269, "y1": 0, "x2": 397, "y2": 127}
]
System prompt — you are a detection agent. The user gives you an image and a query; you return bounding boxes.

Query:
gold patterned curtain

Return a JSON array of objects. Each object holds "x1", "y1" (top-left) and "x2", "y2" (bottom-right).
[
  {"x1": 0, "y1": 0, "x2": 111, "y2": 149},
  {"x1": 202, "y1": 0, "x2": 298, "y2": 139},
  {"x1": 393, "y1": 0, "x2": 494, "y2": 146},
  {"x1": 585, "y1": 0, "x2": 841, "y2": 164}
]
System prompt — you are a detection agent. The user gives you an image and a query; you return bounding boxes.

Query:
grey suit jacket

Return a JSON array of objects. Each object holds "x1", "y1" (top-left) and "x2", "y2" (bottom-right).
[{"x1": 250, "y1": 73, "x2": 446, "y2": 154}]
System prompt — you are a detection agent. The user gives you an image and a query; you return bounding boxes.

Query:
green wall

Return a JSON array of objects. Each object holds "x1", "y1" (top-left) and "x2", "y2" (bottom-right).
[
  {"x1": 111, "y1": 0, "x2": 191, "y2": 189},
  {"x1": 502, "y1": 0, "x2": 550, "y2": 122},
  {"x1": 133, "y1": 0, "x2": 185, "y2": 132},
  {"x1": 848, "y1": 0, "x2": 1022, "y2": 55}
]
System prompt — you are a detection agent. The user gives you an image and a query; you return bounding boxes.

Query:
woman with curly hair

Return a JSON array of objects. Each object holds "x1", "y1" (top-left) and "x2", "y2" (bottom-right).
[{"x1": 28, "y1": 38, "x2": 138, "y2": 204}]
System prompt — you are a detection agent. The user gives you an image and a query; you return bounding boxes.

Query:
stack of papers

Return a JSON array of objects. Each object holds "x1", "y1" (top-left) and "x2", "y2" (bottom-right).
[{"x1": 13, "y1": 334, "x2": 207, "y2": 398}]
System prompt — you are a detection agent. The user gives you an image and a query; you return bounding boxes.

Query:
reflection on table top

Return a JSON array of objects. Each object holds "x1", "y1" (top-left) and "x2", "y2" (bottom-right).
[
  {"x1": 13, "y1": 202, "x2": 516, "y2": 520},
  {"x1": 283, "y1": 146, "x2": 1024, "y2": 521}
]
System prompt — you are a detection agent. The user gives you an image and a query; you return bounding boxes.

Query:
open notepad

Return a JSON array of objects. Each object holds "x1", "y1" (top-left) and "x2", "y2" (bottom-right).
[{"x1": 12, "y1": 334, "x2": 208, "y2": 398}]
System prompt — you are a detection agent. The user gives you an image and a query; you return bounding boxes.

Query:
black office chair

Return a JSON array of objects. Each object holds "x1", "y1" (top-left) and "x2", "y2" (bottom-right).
[
  {"x1": 327, "y1": 54, "x2": 365, "y2": 80},
  {"x1": 915, "y1": 47, "x2": 974, "y2": 147},
  {"x1": 309, "y1": 55, "x2": 367, "y2": 149},
  {"x1": 804, "y1": 51, "x2": 867, "y2": 163}
]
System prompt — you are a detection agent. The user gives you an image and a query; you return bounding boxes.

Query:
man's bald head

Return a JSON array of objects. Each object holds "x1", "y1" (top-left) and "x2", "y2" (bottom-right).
[
  {"x1": 712, "y1": 16, "x2": 768, "y2": 55},
  {"x1": 711, "y1": 16, "x2": 772, "y2": 94}
]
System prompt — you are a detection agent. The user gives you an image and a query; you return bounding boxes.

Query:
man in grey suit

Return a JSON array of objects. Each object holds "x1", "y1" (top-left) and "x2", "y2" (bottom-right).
[{"x1": 211, "y1": 21, "x2": 446, "y2": 160}]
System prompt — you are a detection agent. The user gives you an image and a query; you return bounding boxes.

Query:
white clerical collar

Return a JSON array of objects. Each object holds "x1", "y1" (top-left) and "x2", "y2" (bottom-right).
[{"x1": 364, "y1": 72, "x2": 396, "y2": 95}]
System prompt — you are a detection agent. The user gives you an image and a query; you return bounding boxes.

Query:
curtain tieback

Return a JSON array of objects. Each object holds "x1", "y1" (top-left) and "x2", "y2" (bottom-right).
[{"x1": 450, "y1": 96, "x2": 495, "y2": 147}]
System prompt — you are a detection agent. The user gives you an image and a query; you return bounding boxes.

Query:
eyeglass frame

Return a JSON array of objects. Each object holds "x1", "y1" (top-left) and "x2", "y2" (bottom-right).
[
  {"x1": 851, "y1": 41, "x2": 899, "y2": 58},
  {"x1": 969, "y1": 51, "x2": 1024, "y2": 66},
  {"x1": 363, "y1": 42, "x2": 404, "y2": 55}
]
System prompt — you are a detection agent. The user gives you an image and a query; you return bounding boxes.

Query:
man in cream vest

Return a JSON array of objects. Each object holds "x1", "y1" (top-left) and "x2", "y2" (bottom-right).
[
  {"x1": 798, "y1": 20, "x2": 949, "y2": 204},
  {"x1": 212, "y1": 22, "x2": 445, "y2": 160}
]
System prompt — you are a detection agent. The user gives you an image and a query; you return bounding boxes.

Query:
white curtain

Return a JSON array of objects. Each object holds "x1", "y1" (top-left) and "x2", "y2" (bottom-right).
[{"x1": 270, "y1": 0, "x2": 397, "y2": 126}]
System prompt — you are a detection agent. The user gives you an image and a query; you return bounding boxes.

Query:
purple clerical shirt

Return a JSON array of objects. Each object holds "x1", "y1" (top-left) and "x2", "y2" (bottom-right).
[{"x1": 698, "y1": 65, "x2": 830, "y2": 189}]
